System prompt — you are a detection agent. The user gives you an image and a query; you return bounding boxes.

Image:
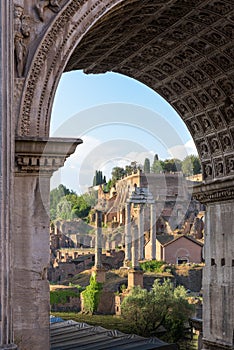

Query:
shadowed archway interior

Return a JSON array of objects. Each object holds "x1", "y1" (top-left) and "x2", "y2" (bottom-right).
[{"x1": 63, "y1": 0, "x2": 234, "y2": 183}]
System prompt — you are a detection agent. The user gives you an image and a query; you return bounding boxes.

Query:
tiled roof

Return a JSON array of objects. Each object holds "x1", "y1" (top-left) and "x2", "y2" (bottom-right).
[
  {"x1": 156, "y1": 234, "x2": 203, "y2": 247},
  {"x1": 50, "y1": 319, "x2": 178, "y2": 350}
]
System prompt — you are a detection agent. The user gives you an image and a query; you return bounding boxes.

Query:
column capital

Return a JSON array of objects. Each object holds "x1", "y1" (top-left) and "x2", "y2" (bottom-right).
[
  {"x1": 192, "y1": 177, "x2": 234, "y2": 204},
  {"x1": 15, "y1": 137, "x2": 82, "y2": 175}
]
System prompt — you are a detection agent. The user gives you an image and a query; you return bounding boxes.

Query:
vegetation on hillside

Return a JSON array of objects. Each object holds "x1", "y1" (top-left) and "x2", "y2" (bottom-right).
[{"x1": 50, "y1": 184, "x2": 97, "y2": 221}]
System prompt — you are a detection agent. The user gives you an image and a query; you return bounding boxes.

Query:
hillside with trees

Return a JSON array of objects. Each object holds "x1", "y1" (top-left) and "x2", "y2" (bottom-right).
[{"x1": 50, "y1": 184, "x2": 97, "y2": 221}]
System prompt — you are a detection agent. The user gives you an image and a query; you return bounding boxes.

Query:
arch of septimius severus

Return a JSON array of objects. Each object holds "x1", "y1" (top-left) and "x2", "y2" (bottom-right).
[{"x1": 0, "y1": 0, "x2": 233, "y2": 349}]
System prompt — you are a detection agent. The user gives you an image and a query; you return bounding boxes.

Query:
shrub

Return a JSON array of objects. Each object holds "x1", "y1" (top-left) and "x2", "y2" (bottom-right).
[
  {"x1": 139, "y1": 260, "x2": 166, "y2": 273},
  {"x1": 121, "y1": 279, "x2": 194, "y2": 342},
  {"x1": 81, "y1": 274, "x2": 103, "y2": 314}
]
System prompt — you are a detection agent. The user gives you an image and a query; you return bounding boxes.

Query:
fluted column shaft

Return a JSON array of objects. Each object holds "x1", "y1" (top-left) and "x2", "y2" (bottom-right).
[
  {"x1": 95, "y1": 210, "x2": 103, "y2": 268},
  {"x1": 124, "y1": 203, "x2": 131, "y2": 264},
  {"x1": 138, "y1": 204, "x2": 144, "y2": 260},
  {"x1": 150, "y1": 204, "x2": 156, "y2": 260}
]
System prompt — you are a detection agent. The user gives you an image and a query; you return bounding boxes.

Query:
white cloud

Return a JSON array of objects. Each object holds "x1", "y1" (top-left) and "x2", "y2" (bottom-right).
[{"x1": 168, "y1": 139, "x2": 198, "y2": 160}]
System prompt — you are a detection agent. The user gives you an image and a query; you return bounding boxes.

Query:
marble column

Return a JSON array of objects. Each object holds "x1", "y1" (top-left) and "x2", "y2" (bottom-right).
[
  {"x1": 95, "y1": 210, "x2": 102, "y2": 269},
  {"x1": 138, "y1": 204, "x2": 145, "y2": 260},
  {"x1": 93, "y1": 210, "x2": 105, "y2": 283},
  {"x1": 0, "y1": 1, "x2": 17, "y2": 348},
  {"x1": 131, "y1": 223, "x2": 139, "y2": 270},
  {"x1": 13, "y1": 138, "x2": 82, "y2": 350},
  {"x1": 124, "y1": 203, "x2": 131, "y2": 265},
  {"x1": 128, "y1": 223, "x2": 143, "y2": 289},
  {"x1": 150, "y1": 203, "x2": 156, "y2": 260},
  {"x1": 193, "y1": 180, "x2": 234, "y2": 350}
]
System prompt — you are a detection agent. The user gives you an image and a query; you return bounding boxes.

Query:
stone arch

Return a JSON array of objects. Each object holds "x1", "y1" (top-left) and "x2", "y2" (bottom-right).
[
  {"x1": 17, "y1": 0, "x2": 234, "y2": 184},
  {"x1": 11, "y1": 1, "x2": 234, "y2": 349}
]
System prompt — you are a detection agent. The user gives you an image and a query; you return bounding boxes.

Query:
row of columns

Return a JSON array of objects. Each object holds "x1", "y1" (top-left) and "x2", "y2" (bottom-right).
[{"x1": 124, "y1": 199, "x2": 156, "y2": 269}]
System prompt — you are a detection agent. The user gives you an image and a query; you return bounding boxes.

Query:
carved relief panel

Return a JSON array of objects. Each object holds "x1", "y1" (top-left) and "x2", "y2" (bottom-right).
[
  {"x1": 14, "y1": 4, "x2": 31, "y2": 77},
  {"x1": 35, "y1": 0, "x2": 61, "y2": 22}
]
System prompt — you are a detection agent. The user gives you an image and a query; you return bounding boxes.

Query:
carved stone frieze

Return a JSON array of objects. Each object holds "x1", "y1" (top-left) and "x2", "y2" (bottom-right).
[{"x1": 193, "y1": 177, "x2": 234, "y2": 204}]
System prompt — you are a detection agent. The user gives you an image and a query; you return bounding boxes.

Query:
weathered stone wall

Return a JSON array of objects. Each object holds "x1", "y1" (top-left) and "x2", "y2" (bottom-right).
[{"x1": 173, "y1": 266, "x2": 203, "y2": 292}]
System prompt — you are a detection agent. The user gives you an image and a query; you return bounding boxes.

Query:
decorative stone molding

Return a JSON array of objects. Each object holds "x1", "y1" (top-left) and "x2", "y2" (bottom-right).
[
  {"x1": 192, "y1": 178, "x2": 234, "y2": 204},
  {"x1": 15, "y1": 137, "x2": 82, "y2": 175}
]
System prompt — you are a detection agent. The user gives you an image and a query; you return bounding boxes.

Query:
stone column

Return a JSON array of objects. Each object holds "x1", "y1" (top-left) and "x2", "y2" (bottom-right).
[
  {"x1": 124, "y1": 203, "x2": 131, "y2": 265},
  {"x1": 13, "y1": 138, "x2": 82, "y2": 350},
  {"x1": 93, "y1": 210, "x2": 105, "y2": 283},
  {"x1": 138, "y1": 204, "x2": 145, "y2": 260},
  {"x1": 95, "y1": 210, "x2": 102, "y2": 269},
  {"x1": 0, "y1": 1, "x2": 17, "y2": 348},
  {"x1": 193, "y1": 180, "x2": 234, "y2": 350},
  {"x1": 131, "y1": 223, "x2": 139, "y2": 270},
  {"x1": 150, "y1": 203, "x2": 156, "y2": 260},
  {"x1": 128, "y1": 224, "x2": 143, "y2": 289}
]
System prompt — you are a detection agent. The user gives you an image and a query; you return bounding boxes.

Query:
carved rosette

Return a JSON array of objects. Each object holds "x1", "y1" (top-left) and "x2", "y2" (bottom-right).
[
  {"x1": 15, "y1": 137, "x2": 82, "y2": 175},
  {"x1": 193, "y1": 178, "x2": 234, "y2": 204}
]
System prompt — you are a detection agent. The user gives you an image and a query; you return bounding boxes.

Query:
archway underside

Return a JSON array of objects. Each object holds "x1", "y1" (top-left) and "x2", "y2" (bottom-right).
[{"x1": 64, "y1": 0, "x2": 234, "y2": 182}]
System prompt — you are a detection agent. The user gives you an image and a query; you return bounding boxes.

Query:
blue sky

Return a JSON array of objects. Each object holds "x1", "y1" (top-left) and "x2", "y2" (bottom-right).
[{"x1": 50, "y1": 70, "x2": 196, "y2": 194}]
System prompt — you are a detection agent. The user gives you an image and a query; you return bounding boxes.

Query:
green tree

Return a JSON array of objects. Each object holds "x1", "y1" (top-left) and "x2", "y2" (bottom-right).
[
  {"x1": 121, "y1": 279, "x2": 194, "y2": 342},
  {"x1": 93, "y1": 170, "x2": 106, "y2": 186},
  {"x1": 56, "y1": 197, "x2": 73, "y2": 220},
  {"x1": 182, "y1": 155, "x2": 201, "y2": 176},
  {"x1": 151, "y1": 159, "x2": 164, "y2": 174},
  {"x1": 143, "y1": 158, "x2": 150, "y2": 173},
  {"x1": 72, "y1": 196, "x2": 91, "y2": 219},
  {"x1": 125, "y1": 164, "x2": 134, "y2": 176},
  {"x1": 163, "y1": 159, "x2": 182, "y2": 173},
  {"x1": 111, "y1": 166, "x2": 125, "y2": 184},
  {"x1": 50, "y1": 184, "x2": 74, "y2": 220}
]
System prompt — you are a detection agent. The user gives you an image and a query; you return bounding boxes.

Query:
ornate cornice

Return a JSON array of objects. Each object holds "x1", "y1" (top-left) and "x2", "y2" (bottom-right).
[
  {"x1": 192, "y1": 178, "x2": 234, "y2": 204},
  {"x1": 15, "y1": 137, "x2": 82, "y2": 175}
]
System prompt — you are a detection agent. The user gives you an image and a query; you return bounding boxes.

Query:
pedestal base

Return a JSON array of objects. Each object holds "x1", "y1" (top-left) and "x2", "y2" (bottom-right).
[
  {"x1": 92, "y1": 266, "x2": 106, "y2": 283},
  {"x1": 128, "y1": 269, "x2": 144, "y2": 289}
]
